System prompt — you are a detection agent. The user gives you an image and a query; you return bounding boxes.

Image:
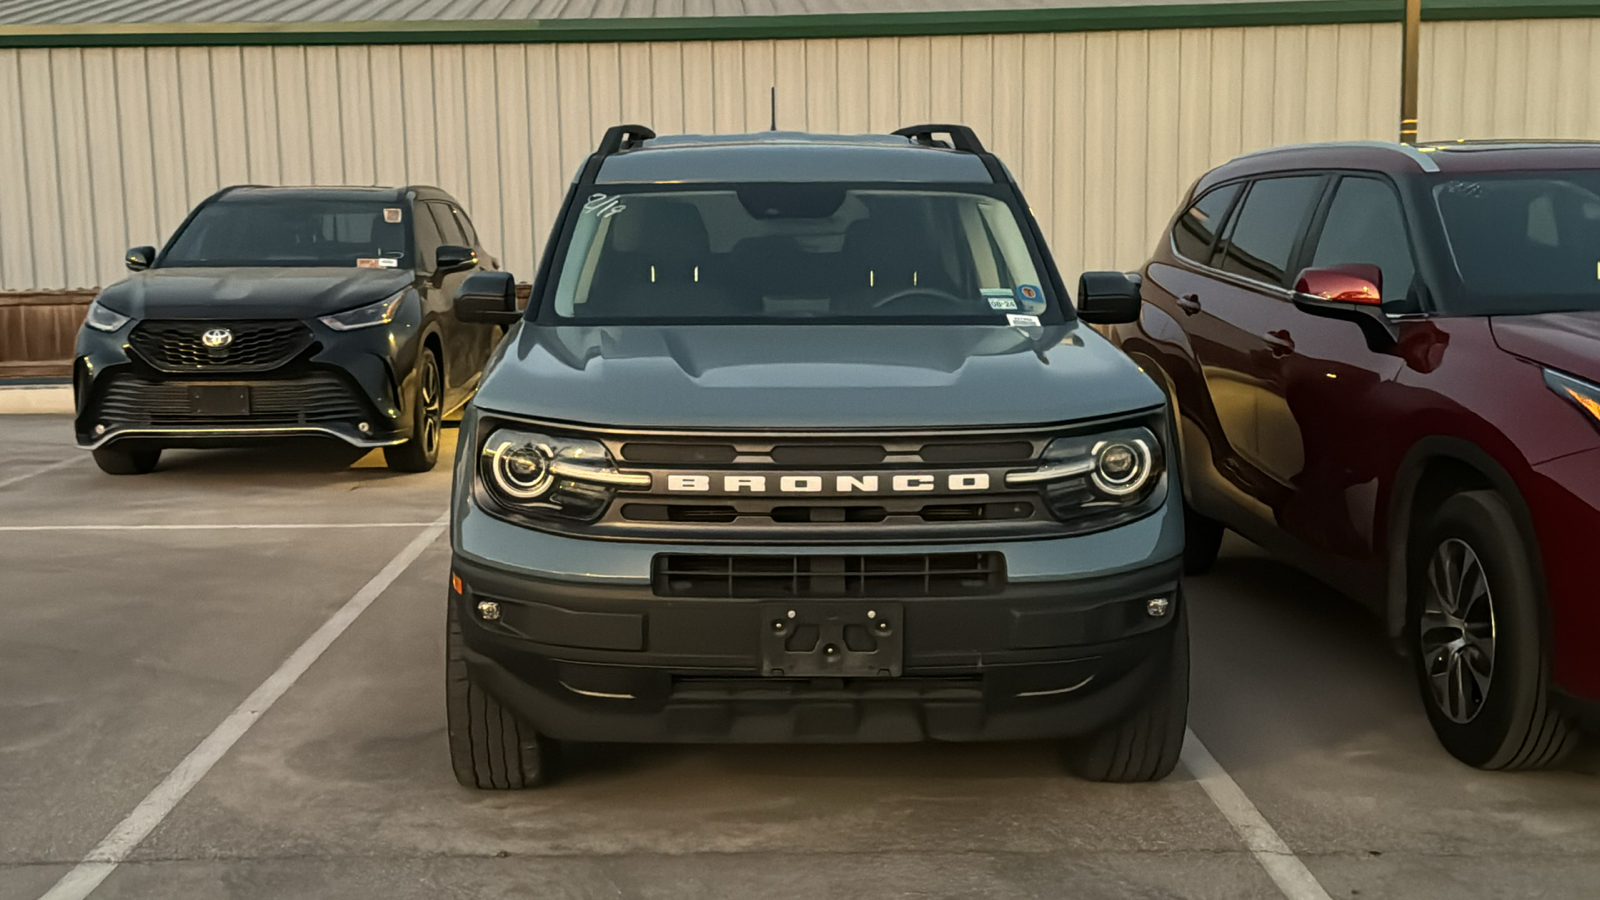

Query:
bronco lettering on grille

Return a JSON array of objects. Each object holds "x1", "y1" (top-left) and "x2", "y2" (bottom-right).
[{"x1": 664, "y1": 473, "x2": 992, "y2": 494}]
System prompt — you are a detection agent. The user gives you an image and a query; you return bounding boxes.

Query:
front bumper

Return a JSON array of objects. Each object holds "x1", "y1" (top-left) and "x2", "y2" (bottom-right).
[
  {"x1": 1529, "y1": 446, "x2": 1600, "y2": 706},
  {"x1": 72, "y1": 317, "x2": 418, "y2": 450},
  {"x1": 453, "y1": 553, "x2": 1182, "y2": 743}
]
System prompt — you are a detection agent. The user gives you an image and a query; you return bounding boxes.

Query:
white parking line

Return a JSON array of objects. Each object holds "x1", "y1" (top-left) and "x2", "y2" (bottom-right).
[
  {"x1": 0, "y1": 522, "x2": 439, "y2": 532},
  {"x1": 35, "y1": 515, "x2": 448, "y2": 900},
  {"x1": 0, "y1": 456, "x2": 83, "y2": 491},
  {"x1": 1182, "y1": 729, "x2": 1334, "y2": 900}
]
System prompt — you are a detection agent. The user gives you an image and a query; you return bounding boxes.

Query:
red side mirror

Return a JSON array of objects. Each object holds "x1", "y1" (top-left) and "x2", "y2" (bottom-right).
[{"x1": 1294, "y1": 264, "x2": 1382, "y2": 306}]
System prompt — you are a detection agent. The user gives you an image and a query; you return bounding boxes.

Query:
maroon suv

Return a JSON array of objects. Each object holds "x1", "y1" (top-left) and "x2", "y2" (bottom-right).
[{"x1": 1107, "y1": 140, "x2": 1600, "y2": 769}]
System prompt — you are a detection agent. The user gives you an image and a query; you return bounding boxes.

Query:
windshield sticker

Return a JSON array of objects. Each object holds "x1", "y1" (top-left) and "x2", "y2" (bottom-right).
[
  {"x1": 383, "y1": 208, "x2": 402, "y2": 223},
  {"x1": 583, "y1": 193, "x2": 627, "y2": 219},
  {"x1": 987, "y1": 296, "x2": 1018, "y2": 310},
  {"x1": 1015, "y1": 284, "x2": 1044, "y2": 310},
  {"x1": 356, "y1": 258, "x2": 399, "y2": 269},
  {"x1": 1007, "y1": 313, "x2": 1041, "y2": 328}
]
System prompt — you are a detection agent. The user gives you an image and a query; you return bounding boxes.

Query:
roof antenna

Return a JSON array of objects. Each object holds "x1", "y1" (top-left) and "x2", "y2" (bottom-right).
[{"x1": 770, "y1": 86, "x2": 776, "y2": 132}]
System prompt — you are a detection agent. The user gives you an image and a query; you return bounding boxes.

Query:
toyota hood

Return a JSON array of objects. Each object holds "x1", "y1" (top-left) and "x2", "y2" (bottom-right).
[
  {"x1": 1491, "y1": 310, "x2": 1600, "y2": 383},
  {"x1": 94, "y1": 267, "x2": 415, "y2": 320},
  {"x1": 473, "y1": 323, "x2": 1165, "y2": 429}
]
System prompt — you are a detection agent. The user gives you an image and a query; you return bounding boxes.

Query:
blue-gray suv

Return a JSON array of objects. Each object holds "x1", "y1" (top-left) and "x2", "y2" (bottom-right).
[{"x1": 445, "y1": 124, "x2": 1187, "y2": 787}]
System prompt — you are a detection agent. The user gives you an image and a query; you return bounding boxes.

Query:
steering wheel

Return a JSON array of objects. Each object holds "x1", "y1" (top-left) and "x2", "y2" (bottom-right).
[{"x1": 870, "y1": 286, "x2": 971, "y2": 311}]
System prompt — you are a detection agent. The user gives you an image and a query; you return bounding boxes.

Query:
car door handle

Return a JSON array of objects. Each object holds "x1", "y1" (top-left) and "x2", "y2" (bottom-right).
[
  {"x1": 1175, "y1": 294, "x2": 1202, "y2": 315},
  {"x1": 1265, "y1": 329, "x2": 1295, "y2": 356}
]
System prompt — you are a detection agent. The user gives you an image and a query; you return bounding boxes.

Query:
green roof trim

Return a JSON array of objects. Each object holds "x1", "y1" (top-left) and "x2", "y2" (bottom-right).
[{"x1": 1, "y1": 1, "x2": 1597, "y2": 49}]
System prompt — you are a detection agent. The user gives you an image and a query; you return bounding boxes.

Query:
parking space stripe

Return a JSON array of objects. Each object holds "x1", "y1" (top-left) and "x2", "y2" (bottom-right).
[
  {"x1": 1182, "y1": 729, "x2": 1334, "y2": 900},
  {"x1": 0, "y1": 522, "x2": 440, "y2": 531},
  {"x1": 34, "y1": 515, "x2": 449, "y2": 900},
  {"x1": 0, "y1": 456, "x2": 83, "y2": 490}
]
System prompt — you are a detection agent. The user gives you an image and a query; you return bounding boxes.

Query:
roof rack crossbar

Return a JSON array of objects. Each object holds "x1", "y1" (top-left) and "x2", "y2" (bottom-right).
[
  {"x1": 893, "y1": 124, "x2": 986, "y2": 154},
  {"x1": 596, "y1": 124, "x2": 657, "y2": 156}
]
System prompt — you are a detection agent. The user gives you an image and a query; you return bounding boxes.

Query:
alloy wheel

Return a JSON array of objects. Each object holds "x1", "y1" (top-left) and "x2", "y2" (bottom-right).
[
  {"x1": 1419, "y1": 538, "x2": 1498, "y2": 725},
  {"x1": 421, "y1": 355, "x2": 442, "y2": 455}
]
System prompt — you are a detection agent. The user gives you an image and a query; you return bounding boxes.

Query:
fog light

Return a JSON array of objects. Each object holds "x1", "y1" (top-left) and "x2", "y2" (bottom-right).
[
  {"x1": 476, "y1": 601, "x2": 501, "y2": 621},
  {"x1": 1146, "y1": 597, "x2": 1171, "y2": 618},
  {"x1": 358, "y1": 421, "x2": 371, "y2": 434},
  {"x1": 94, "y1": 423, "x2": 107, "y2": 435}
]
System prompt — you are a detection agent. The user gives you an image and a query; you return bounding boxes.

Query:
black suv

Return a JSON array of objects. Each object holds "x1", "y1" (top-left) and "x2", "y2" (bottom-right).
[{"x1": 74, "y1": 185, "x2": 502, "y2": 473}]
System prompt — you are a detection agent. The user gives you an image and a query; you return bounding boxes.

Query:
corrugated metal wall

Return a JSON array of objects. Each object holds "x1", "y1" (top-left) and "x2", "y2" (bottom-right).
[{"x1": 0, "y1": 18, "x2": 1590, "y2": 293}]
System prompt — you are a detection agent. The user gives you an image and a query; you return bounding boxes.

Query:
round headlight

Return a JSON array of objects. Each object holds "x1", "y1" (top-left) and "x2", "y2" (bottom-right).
[
  {"x1": 1091, "y1": 438, "x2": 1152, "y2": 496},
  {"x1": 490, "y1": 439, "x2": 554, "y2": 500}
]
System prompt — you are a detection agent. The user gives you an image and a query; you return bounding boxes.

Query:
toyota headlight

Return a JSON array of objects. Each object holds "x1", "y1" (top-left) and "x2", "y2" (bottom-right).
[
  {"x1": 1006, "y1": 426, "x2": 1165, "y2": 531},
  {"x1": 1545, "y1": 368, "x2": 1600, "y2": 432},
  {"x1": 478, "y1": 428, "x2": 650, "y2": 522},
  {"x1": 320, "y1": 291, "x2": 406, "y2": 331},
  {"x1": 84, "y1": 299, "x2": 132, "y2": 333}
]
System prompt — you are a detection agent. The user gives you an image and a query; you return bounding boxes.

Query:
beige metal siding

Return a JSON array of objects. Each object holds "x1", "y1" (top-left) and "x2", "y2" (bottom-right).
[{"x1": 0, "y1": 19, "x2": 1585, "y2": 293}]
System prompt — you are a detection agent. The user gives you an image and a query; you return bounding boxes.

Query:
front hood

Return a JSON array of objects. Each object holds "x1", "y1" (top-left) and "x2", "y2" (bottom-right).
[
  {"x1": 96, "y1": 267, "x2": 415, "y2": 320},
  {"x1": 1491, "y1": 310, "x2": 1600, "y2": 383},
  {"x1": 474, "y1": 323, "x2": 1164, "y2": 429}
]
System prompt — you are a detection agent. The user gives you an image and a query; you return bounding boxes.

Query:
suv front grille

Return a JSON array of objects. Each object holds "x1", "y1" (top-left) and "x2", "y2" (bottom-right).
[
  {"x1": 129, "y1": 320, "x2": 314, "y2": 372},
  {"x1": 94, "y1": 372, "x2": 368, "y2": 426},
  {"x1": 652, "y1": 552, "x2": 1005, "y2": 598}
]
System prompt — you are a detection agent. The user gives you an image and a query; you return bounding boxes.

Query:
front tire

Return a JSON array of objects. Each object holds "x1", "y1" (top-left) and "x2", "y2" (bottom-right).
[
  {"x1": 1066, "y1": 598, "x2": 1190, "y2": 782},
  {"x1": 445, "y1": 599, "x2": 558, "y2": 789},
  {"x1": 1410, "y1": 490, "x2": 1576, "y2": 770},
  {"x1": 384, "y1": 349, "x2": 443, "y2": 473},
  {"x1": 92, "y1": 446, "x2": 161, "y2": 475}
]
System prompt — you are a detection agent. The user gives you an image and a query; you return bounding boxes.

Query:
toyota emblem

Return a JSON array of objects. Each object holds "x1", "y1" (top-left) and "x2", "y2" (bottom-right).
[{"x1": 201, "y1": 328, "x2": 234, "y2": 349}]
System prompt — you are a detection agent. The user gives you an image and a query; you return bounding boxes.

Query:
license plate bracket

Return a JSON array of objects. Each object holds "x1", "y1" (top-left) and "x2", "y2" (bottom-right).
[
  {"x1": 188, "y1": 384, "x2": 250, "y2": 416},
  {"x1": 759, "y1": 601, "x2": 903, "y2": 678}
]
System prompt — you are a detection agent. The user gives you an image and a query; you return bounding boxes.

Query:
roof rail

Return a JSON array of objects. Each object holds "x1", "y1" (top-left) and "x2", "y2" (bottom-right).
[
  {"x1": 596, "y1": 124, "x2": 657, "y2": 156},
  {"x1": 893, "y1": 124, "x2": 986, "y2": 154},
  {"x1": 1237, "y1": 140, "x2": 1439, "y2": 173}
]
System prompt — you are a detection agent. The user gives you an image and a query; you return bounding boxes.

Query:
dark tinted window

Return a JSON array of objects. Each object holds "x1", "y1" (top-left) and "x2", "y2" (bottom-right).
[
  {"x1": 1311, "y1": 178, "x2": 1416, "y2": 303},
  {"x1": 1433, "y1": 170, "x2": 1600, "y2": 315},
  {"x1": 1172, "y1": 183, "x2": 1239, "y2": 263},
  {"x1": 161, "y1": 199, "x2": 411, "y2": 268},
  {"x1": 451, "y1": 207, "x2": 481, "y2": 247},
  {"x1": 1219, "y1": 176, "x2": 1323, "y2": 286},
  {"x1": 413, "y1": 201, "x2": 442, "y2": 270},
  {"x1": 428, "y1": 202, "x2": 468, "y2": 246}
]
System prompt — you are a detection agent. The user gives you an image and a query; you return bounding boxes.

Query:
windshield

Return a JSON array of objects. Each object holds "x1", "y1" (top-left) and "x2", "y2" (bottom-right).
[
  {"x1": 1432, "y1": 170, "x2": 1600, "y2": 315},
  {"x1": 544, "y1": 183, "x2": 1056, "y2": 324},
  {"x1": 160, "y1": 199, "x2": 413, "y2": 269}
]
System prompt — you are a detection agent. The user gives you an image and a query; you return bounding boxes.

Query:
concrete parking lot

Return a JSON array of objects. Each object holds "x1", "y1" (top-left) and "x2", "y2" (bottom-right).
[{"x1": 3, "y1": 412, "x2": 1598, "y2": 900}]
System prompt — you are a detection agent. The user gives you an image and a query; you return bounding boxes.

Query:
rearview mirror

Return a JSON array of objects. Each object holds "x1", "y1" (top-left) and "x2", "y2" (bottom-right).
[
  {"x1": 1075, "y1": 271, "x2": 1142, "y2": 325},
  {"x1": 126, "y1": 246, "x2": 155, "y2": 271},
  {"x1": 435, "y1": 244, "x2": 478, "y2": 273},
  {"x1": 454, "y1": 271, "x2": 521, "y2": 325},
  {"x1": 1291, "y1": 264, "x2": 1396, "y2": 349}
]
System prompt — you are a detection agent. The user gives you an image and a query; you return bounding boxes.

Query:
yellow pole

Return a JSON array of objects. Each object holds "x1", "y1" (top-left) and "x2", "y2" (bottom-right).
[{"x1": 1401, "y1": 0, "x2": 1421, "y2": 143}]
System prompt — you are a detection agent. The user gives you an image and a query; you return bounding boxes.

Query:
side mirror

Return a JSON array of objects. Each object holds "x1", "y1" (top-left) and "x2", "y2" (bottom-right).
[
  {"x1": 126, "y1": 246, "x2": 155, "y2": 271},
  {"x1": 1075, "y1": 271, "x2": 1142, "y2": 324},
  {"x1": 1291, "y1": 264, "x2": 1397, "y2": 349},
  {"x1": 435, "y1": 244, "x2": 478, "y2": 273},
  {"x1": 454, "y1": 271, "x2": 521, "y2": 325}
]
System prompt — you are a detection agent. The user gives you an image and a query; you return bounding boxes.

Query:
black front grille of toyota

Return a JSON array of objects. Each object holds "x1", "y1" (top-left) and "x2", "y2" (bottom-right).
[
  {"x1": 129, "y1": 320, "x2": 314, "y2": 372},
  {"x1": 94, "y1": 372, "x2": 368, "y2": 426},
  {"x1": 652, "y1": 552, "x2": 1005, "y2": 598}
]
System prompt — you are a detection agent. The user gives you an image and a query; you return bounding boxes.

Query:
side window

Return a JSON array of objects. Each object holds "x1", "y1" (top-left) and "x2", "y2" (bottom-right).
[
  {"x1": 1311, "y1": 177, "x2": 1416, "y2": 303},
  {"x1": 427, "y1": 202, "x2": 468, "y2": 246},
  {"x1": 1172, "y1": 183, "x2": 1240, "y2": 264},
  {"x1": 1218, "y1": 176, "x2": 1324, "y2": 286},
  {"x1": 412, "y1": 202, "x2": 443, "y2": 271},
  {"x1": 451, "y1": 207, "x2": 481, "y2": 248}
]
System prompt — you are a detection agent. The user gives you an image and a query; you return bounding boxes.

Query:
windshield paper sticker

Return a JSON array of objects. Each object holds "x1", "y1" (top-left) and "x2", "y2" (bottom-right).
[
  {"x1": 1015, "y1": 284, "x2": 1045, "y2": 312},
  {"x1": 383, "y1": 208, "x2": 402, "y2": 223},
  {"x1": 987, "y1": 296, "x2": 1018, "y2": 310},
  {"x1": 356, "y1": 258, "x2": 399, "y2": 269},
  {"x1": 583, "y1": 193, "x2": 627, "y2": 218},
  {"x1": 1007, "y1": 313, "x2": 1041, "y2": 328}
]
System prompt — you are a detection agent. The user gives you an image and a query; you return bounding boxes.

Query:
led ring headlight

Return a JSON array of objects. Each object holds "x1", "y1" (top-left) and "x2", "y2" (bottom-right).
[
  {"x1": 489, "y1": 439, "x2": 556, "y2": 500},
  {"x1": 1090, "y1": 438, "x2": 1153, "y2": 496}
]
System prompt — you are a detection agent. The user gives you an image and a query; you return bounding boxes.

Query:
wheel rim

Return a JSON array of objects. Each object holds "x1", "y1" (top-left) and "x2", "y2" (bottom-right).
[
  {"x1": 1419, "y1": 537, "x2": 1497, "y2": 724},
  {"x1": 420, "y1": 355, "x2": 442, "y2": 455}
]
